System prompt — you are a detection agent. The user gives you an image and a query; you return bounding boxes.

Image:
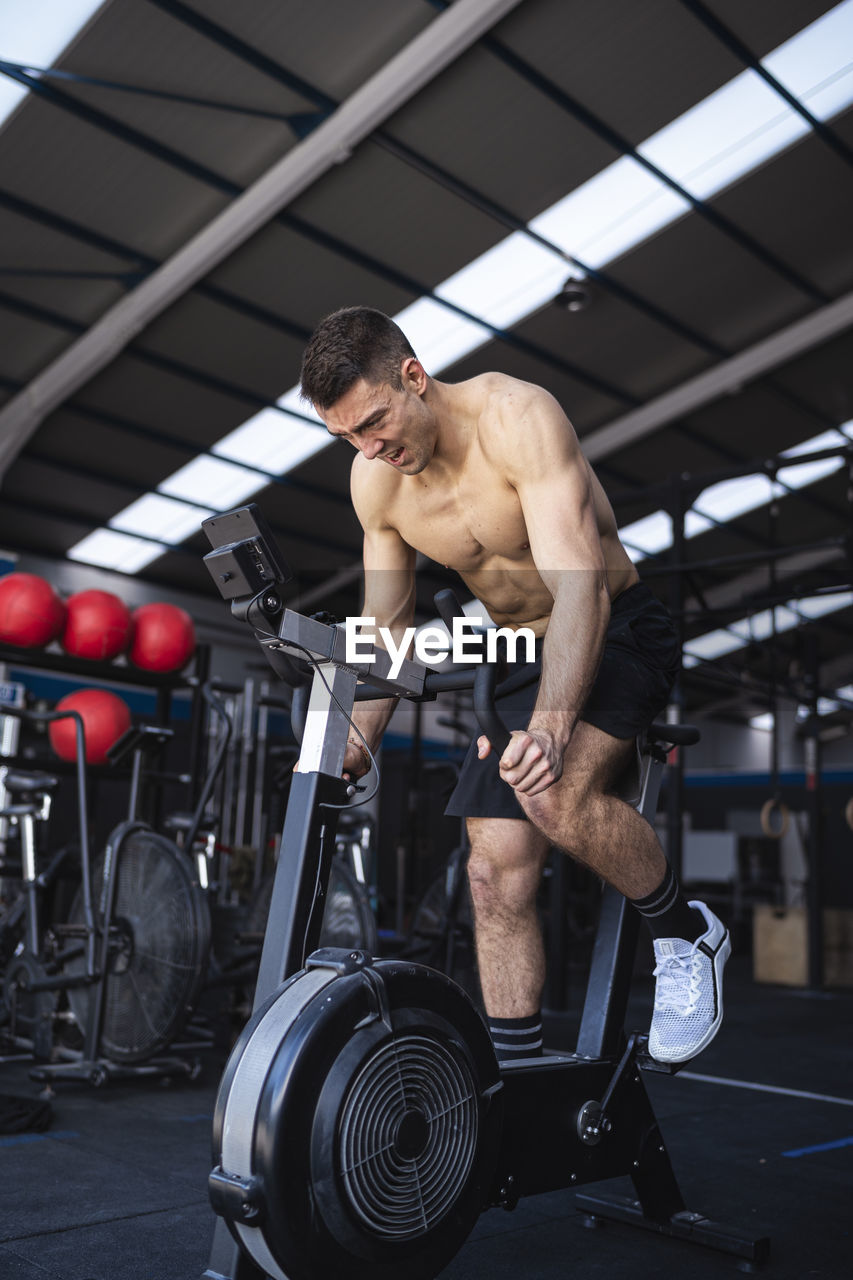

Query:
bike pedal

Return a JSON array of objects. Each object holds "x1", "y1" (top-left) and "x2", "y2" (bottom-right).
[{"x1": 633, "y1": 1032, "x2": 686, "y2": 1075}]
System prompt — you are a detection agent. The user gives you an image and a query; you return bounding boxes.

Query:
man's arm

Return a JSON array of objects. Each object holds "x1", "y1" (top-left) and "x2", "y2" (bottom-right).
[
  {"x1": 343, "y1": 457, "x2": 417, "y2": 778},
  {"x1": 481, "y1": 384, "x2": 611, "y2": 795}
]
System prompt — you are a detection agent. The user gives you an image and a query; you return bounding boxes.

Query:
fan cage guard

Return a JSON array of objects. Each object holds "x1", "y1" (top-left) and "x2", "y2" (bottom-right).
[
  {"x1": 68, "y1": 827, "x2": 209, "y2": 1062},
  {"x1": 336, "y1": 1031, "x2": 479, "y2": 1240},
  {"x1": 323, "y1": 862, "x2": 377, "y2": 951},
  {"x1": 249, "y1": 860, "x2": 377, "y2": 953}
]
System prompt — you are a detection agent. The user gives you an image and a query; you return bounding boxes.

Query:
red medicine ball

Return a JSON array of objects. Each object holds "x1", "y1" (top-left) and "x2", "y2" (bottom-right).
[
  {"x1": 62, "y1": 589, "x2": 132, "y2": 661},
  {"x1": 129, "y1": 603, "x2": 196, "y2": 673},
  {"x1": 0, "y1": 573, "x2": 66, "y2": 648},
  {"x1": 48, "y1": 689, "x2": 132, "y2": 766}
]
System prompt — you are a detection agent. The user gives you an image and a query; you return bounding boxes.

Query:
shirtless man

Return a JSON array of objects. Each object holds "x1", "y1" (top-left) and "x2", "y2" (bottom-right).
[{"x1": 299, "y1": 306, "x2": 730, "y2": 1065}]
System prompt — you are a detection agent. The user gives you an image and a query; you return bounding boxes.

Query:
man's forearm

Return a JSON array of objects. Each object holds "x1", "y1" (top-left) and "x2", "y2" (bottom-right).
[
  {"x1": 350, "y1": 695, "x2": 398, "y2": 754},
  {"x1": 347, "y1": 616, "x2": 413, "y2": 751},
  {"x1": 527, "y1": 572, "x2": 610, "y2": 751}
]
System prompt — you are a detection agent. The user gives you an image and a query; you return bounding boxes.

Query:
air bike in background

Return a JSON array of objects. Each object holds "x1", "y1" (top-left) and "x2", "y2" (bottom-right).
[{"x1": 200, "y1": 504, "x2": 770, "y2": 1280}]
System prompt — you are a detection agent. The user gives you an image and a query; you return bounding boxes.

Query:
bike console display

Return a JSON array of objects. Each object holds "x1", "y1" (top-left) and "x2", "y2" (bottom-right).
[{"x1": 202, "y1": 504, "x2": 292, "y2": 622}]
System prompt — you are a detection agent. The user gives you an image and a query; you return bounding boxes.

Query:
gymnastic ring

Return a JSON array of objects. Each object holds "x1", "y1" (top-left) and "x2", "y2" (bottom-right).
[
  {"x1": 760, "y1": 798, "x2": 790, "y2": 839},
  {"x1": 844, "y1": 797, "x2": 853, "y2": 832}
]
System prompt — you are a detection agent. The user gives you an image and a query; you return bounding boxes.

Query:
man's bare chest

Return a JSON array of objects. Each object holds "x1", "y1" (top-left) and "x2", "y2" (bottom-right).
[{"x1": 391, "y1": 477, "x2": 530, "y2": 571}]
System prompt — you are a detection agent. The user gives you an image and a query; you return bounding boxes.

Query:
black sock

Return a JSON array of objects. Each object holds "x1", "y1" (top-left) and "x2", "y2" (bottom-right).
[
  {"x1": 631, "y1": 865, "x2": 704, "y2": 942},
  {"x1": 487, "y1": 1012, "x2": 543, "y2": 1062}
]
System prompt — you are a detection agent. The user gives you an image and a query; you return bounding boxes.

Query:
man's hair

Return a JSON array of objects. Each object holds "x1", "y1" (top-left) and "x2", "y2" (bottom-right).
[{"x1": 299, "y1": 307, "x2": 417, "y2": 410}]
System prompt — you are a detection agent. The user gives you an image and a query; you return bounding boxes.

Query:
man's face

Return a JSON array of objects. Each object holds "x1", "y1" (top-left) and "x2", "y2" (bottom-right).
[{"x1": 322, "y1": 364, "x2": 434, "y2": 474}]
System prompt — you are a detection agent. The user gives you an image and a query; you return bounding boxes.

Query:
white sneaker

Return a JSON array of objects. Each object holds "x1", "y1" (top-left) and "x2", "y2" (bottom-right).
[{"x1": 648, "y1": 900, "x2": 731, "y2": 1064}]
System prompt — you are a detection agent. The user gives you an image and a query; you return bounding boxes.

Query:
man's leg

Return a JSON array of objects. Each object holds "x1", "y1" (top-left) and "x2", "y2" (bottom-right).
[
  {"x1": 517, "y1": 721, "x2": 666, "y2": 898},
  {"x1": 466, "y1": 817, "x2": 550, "y2": 1059},
  {"x1": 515, "y1": 721, "x2": 729, "y2": 1064}
]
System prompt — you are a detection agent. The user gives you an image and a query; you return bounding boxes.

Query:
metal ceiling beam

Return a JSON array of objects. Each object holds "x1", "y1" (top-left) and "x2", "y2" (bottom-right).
[
  {"x1": 582, "y1": 289, "x2": 853, "y2": 462},
  {"x1": 684, "y1": 545, "x2": 850, "y2": 620},
  {"x1": 0, "y1": 0, "x2": 525, "y2": 482}
]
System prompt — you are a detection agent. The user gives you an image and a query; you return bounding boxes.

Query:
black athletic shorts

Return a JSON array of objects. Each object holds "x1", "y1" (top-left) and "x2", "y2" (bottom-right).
[{"x1": 445, "y1": 582, "x2": 680, "y2": 821}]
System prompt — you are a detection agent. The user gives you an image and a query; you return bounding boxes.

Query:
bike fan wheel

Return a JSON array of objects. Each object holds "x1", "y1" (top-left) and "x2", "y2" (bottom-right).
[
  {"x1": 249, "y1": 860, "x2": 377, "y2": 954},
  {"x1": 210, "y1": 952, "x2": 502, "y2": 1280},
  {"x1": 2, "y1": 953, "x2": 58, "y2": 1060},
  {"x1": 68, "y1": 826, "x2": 210, "y2": 1063}
]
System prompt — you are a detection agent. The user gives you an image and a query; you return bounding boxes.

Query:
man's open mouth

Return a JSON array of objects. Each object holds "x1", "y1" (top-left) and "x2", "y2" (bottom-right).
[{"x1": 385, "y1": 447, "x2": 404, "y2": 465}]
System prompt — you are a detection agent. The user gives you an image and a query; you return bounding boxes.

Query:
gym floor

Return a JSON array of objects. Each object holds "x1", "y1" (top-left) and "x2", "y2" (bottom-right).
[{"x1": 1, "y1": 956, "x2": 850, "y2": 1280}]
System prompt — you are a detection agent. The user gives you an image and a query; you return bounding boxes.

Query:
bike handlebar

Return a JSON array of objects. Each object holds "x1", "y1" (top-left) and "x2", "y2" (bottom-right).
[{"x1": 430, "y1": 588, "x2": 511, "y2": 754}]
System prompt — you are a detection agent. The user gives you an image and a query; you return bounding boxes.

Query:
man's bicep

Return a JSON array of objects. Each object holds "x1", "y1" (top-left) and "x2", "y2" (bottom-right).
[
  {"x1": 522, "y1": 464, "x2": 602, "y2": 557},
  {"x1": 509, "y1": 405, "x2": 607, "y2": 586}
]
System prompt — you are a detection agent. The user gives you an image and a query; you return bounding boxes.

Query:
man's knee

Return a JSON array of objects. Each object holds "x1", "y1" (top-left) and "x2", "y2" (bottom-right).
[{"x1": 466, "y1": 820, "x2": 547, "y2": 913}]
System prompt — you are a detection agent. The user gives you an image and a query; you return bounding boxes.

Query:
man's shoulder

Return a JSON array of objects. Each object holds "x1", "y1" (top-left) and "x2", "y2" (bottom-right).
[
  {"x1": 465, "y1": 370, "x2": 537, "y2": 405},
  {"x1": 464, "y1": 372, "x2": 553, "y2": 420},
  {"x1": 351, "y1": 451, "x2": 401, "y2": 521},
  {"x1": 471, "y1": 373, "x2": 561, "y2": 451}
]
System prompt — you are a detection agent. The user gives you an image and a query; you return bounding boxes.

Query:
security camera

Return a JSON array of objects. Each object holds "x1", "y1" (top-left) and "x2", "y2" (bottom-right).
[{"x1": 557, "y1": 278, "x2": 590, "y2": 312}]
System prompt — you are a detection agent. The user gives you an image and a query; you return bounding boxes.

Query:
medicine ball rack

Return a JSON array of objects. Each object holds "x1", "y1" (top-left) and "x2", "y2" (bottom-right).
[{"x1": 200, "y1": 504, "x2": 768, "y2": 1280}]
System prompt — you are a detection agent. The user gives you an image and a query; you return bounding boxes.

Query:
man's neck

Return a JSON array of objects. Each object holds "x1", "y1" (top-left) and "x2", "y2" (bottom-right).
[{"x1": 424, "y1": 378, "x2": 474, "y2": 474}]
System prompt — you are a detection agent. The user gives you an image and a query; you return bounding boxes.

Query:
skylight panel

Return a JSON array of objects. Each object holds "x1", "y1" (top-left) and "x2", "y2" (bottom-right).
[
  {"x1": 0, "y1": 0, "x2": 107, "y2": 130},
  {"x1": 214, "y1": 407, "x2": 327, "y2": 474},
  {"x1": 392, "y1": 297, "x2": 492, "y2": 373},
  {"x1": 730, "y1": 605, "x2": 801, "y2": 643},
  {"x1": 763, "y1": 0, "x2": 853, "y2": 122},
  {"x1": 530, "y1": 3, "x2": 853, "y2": 277},
  {"x1": 158, "y1": 456, "x2": 268, "y2": 510},
  {"x1": 436, "y1": 232, "x2": 568, "y2": 331},
  {"x1": 638, "y1": 71, "x2": 808, "y2": 202},
  {"x1": 68, "y1": 528, "x2": 165, "y2": 574},
  {"x1": 276, "y1": 387, "x2": 323, "y2": 423},
  {"x1": 110, "y1": 493, "x2": 213, "y2": 543},
  {"x1": 684, "y1": 510, "x2": 714, "y2": 538},
  {"x1": 781, "y1": 429, "x2": 848, "y2": 456},
  {"x1": 794, "y1": 590, "x2": 853, "y2": 619},
  {"x1": 618, "y1": 510, "x2": 672, "y2": 562},
  {"x1": 797, "y1": 696, "x2": 846, "y2": 721},
  {"x1": 777, "y1": 429, "x2": 848, "y2": 488},
  {"x1": 618, "y1": 426, "x2": 851, "y2": 562},
  {"x1": 681, "y1": 588, "x2": 852, "y2": 674},
  {"x1": 530, "y1": 157, "x2": 690, "y2": 270},
  {"x1": 682, "y1": 629, "x2": 747, "y2": 663},
  {"x1": 693, "y1": 473, "x2": 781, "y2": 524}
]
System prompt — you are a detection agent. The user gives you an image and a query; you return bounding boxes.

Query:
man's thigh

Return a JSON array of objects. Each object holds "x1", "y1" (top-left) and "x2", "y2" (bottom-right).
[{"x1": 559, "y1": 720, "x2": 638, "y2": 799}]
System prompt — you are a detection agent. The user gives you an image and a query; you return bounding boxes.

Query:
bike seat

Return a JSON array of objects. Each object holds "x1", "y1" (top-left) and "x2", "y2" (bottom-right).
[
  {"x1": 647, "y1": 721, "x2": 701, "y2": 748},
  {"x1": 163, "y1": 810, "x2": 217, "y2": 835},
  {"x1": 2, "y1": 770, "x2": 60, "y2": 797}
]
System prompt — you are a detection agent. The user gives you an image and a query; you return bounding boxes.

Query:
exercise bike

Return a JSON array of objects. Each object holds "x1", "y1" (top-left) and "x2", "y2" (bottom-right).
[
  {"x1": 200, "y1": 504, "x2": 769, "y2": 1280},
  {"x1": 0, "y1": 700, "x2": 211, "y2": 1084}
]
